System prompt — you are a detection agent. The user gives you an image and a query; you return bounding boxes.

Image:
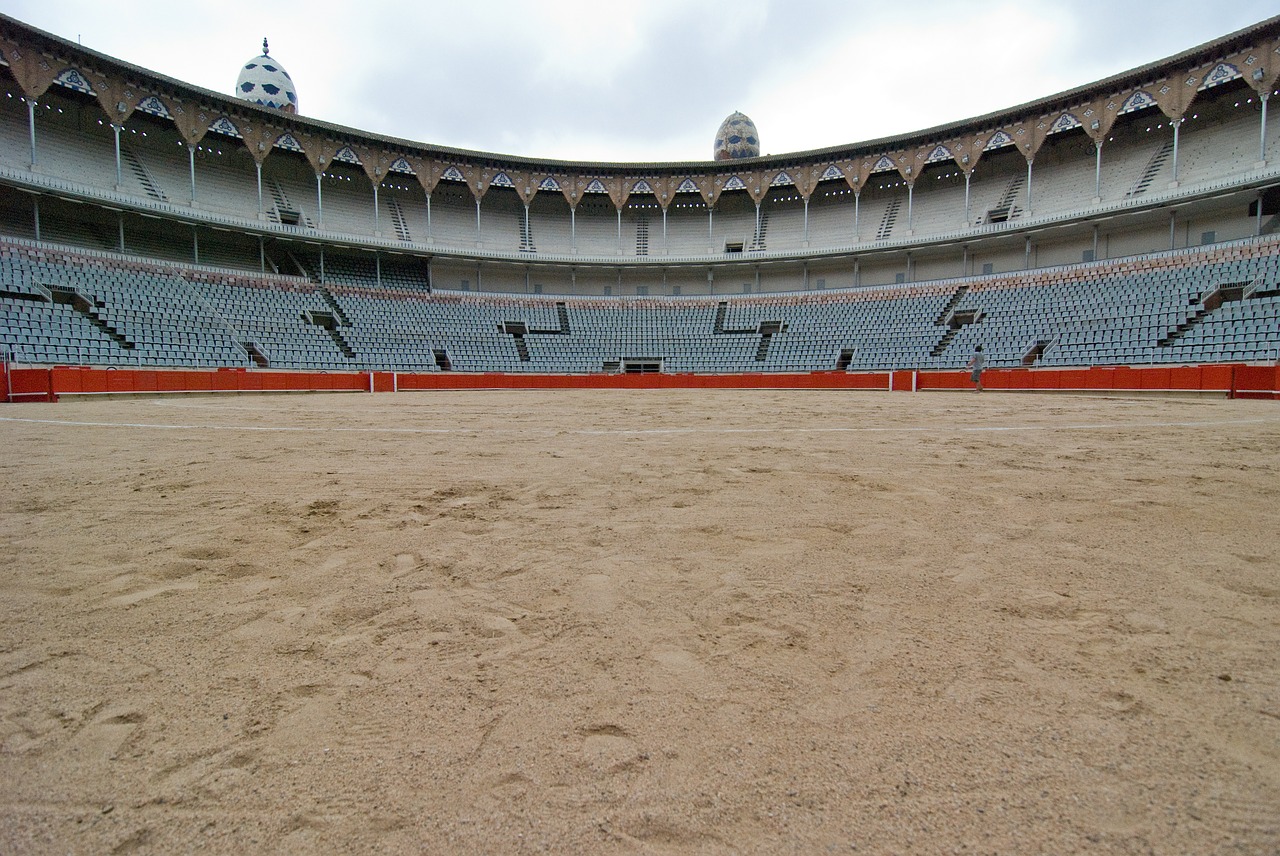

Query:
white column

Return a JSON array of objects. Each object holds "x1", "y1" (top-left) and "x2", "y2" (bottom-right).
[
  {"x1": 256, "y1": 163, "x2": 264, "y2": 215},
  {"x1": 617, "y1": 207, "x2": 622, "y2": 253},
  {"x1": 112, "y1": 124, "x2": 123, "y2": 187},
  {"x1": 188, "y1": 145, "x2": 197, "y2": 202},
  {"x1": 316, "y1": 173, "x2": 323, "y2": 227},
  {"x1": 754, "y1": 203, "x2": 761, "y2": 248},
  {"x1": 803, "y1": 197, "x2": 809, "y2": 243},
  {"x1": 1260, "y1": 92, "x2": 1270, "y2": 163},
  {"x1": 475, "y1": 197, "x2": 481, "y2": 240},
  {"x1": 26, "y1": 100, "x2": 37, "y2": 167},
  {"x1": 1094, "y1": 140, "x2": 1103, "y2": 199},
  {"x1": 426, "y1": 193, "x2": 432, "y2": 240},
  {"x1": 1171, "y1": 119, "x2": 1181, "y2": 183},
  {"x1": 1025, "y1": 159, "x2": 1033, "y2": 213},
  {"x1": 963, "y1": 172, "x2": 971, "y2": 224},
  {"x1": 570, "y1": 205, "x2": 576, "y2": 252},
  {"x1": 662, "y1": 207, "x2": 668, "y2": 254},
  {"x1": 854, "y1": 191, "x2": 860, "y2": 241},
  {"x1": 373, "y1": 182, "x2": 380, "y2": 232},
  {"x1": 906, "y1": 183, "x2": 914, "y2": 231}
]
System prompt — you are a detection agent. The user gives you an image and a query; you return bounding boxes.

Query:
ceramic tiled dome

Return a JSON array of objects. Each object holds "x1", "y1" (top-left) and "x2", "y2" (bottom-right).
[
  {"x1": 714, "y1": 111, "x2": 760, "y2": 160},
  {"x1": 235, "y1": 39, "x2": 297, "y2": 112}
]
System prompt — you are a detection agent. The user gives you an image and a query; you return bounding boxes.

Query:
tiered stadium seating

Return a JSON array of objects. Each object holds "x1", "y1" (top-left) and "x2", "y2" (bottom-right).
[{"x1": 3, "y1": 236, "x2": 1277, "y2": 372}]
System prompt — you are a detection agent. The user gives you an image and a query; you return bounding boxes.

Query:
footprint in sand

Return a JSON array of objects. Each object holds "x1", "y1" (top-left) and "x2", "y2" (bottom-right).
[
  {"x1": 579, "y1": 724, "x2": 638, "y2": 771},
  {"x1": 574, "y1": 574, "x2": 619, "y2": 614},
  {"x1": 110, "y1": 581, "x2": 199, "y2": 607}
]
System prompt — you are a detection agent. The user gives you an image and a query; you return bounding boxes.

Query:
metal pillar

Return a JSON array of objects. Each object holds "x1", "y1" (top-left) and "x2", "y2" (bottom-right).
[
  {"x1": 27, "y1": 100, "x2": 37, "y2": 167},
  {"x1": 112, "y1": 124, "x2": 122, "y2": 187},
  {"x1": 1026, "y1": 159, "x2": 1033, "y2": 213},
  {"x1": 1094, "y1": 141, "x2": 1103, "y2": 199},
  {"x1": 1171, "y1": 120, "x2": 1181, "y2": 182},
  {"x1": 188, "y1": 145, "x2": 197, "y2": 202},
  {"x1": 964, "y1": 172, "x2": 971, "y2": 225},
  {"x1": 1261, "y1": 92, "x2": 1270, "y2": 163},
  {"x1": 316, "y1": 173, "x2": 323, "y2": 227},
  {"x1": 256, "y1": 163, "x2": 263, "y2": 215}
]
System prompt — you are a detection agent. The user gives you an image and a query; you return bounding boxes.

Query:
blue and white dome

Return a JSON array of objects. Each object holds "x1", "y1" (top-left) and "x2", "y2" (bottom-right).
[
  {"x1": 714, "y1": 111, "x2": 760, "y2": 161},
  {"x1": 235, "y1": 39, "x2": 297, "y2": 112}
]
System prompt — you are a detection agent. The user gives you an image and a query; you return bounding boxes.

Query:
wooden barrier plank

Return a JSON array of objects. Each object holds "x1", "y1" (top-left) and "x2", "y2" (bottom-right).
[
  {"x1": 1139, "y1": 368, "x2": 1172, "y2": 390},
  {"x1": 105, "y1": 370, "x2": 136, "y2": 393},
  {"x1": 15, "y1": 364, "x2": 1276, "y2": 398}
]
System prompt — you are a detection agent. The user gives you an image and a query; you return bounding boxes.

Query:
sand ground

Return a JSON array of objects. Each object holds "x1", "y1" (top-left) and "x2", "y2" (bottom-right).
[{"x1": 0, "y1": 390, "x2": 1278, "y2": 855}]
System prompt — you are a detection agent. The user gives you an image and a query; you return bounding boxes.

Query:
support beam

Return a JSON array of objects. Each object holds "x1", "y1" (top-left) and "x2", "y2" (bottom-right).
[
  {"x1": 1094, "y1": 141, "x2": 1103, "y2": 200},
  {"x1": 27, "y1": 100, "x2": 37, "y2": 167},
  {"x1": 1261, "y1": 92, "x2": 1270, "y2": 164},
  {"x1": 188, "y1": 145, "x2": 197, "y2": 203},
  {"x1": 112, "y1": 124, "x2": 122, "y2": 188},
  {"x1": 1026, "y1": 159, "x2": 1034, "y2": 214}
]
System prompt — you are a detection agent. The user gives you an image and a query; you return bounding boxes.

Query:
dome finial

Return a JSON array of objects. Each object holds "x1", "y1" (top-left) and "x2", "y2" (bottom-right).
[{"x1": 262, "y1": 37, "x2": 269, "y2": 56}]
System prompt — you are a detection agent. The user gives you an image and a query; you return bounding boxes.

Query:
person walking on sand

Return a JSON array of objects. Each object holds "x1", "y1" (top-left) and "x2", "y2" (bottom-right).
[{"x1": 967, "y1": 345, "x2": 986, "y2": 392}]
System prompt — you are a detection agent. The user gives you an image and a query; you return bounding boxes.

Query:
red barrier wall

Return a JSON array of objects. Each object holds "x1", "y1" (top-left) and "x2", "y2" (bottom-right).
[{"x1": 3, "y1": 364, "x2": 1277, "y2": 402}]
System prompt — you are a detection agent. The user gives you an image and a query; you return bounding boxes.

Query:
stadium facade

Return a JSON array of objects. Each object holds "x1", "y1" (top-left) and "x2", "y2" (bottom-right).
[{"x1": 1, "y1": 13, "x2": 1278, "y2": 397}]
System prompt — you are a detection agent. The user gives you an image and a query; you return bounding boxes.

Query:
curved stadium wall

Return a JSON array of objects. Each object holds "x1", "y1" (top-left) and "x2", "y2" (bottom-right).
[{"x1": 0, "y1": 12, "x2": 1278, "y2": 392}]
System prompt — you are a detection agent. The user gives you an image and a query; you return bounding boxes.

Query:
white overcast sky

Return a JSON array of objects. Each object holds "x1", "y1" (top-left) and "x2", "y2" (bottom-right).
[{"x1": 6, "y1": 1, "x2": 1277, "y2": 163}]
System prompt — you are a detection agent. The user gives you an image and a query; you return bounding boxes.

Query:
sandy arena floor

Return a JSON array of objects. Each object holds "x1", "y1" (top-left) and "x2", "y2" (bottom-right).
[{"x1": 0, "y1": 389, "x2": 1278, "y2": 854}]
